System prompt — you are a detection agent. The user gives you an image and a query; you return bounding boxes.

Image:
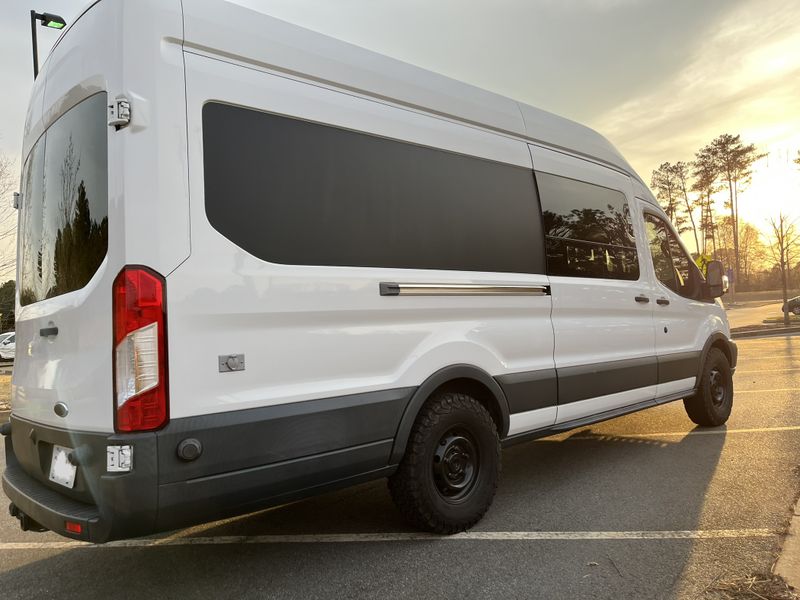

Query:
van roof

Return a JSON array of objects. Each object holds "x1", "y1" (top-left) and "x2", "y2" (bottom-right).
[{"x1": 183, "y1": 0, "x2": 643, "y2": 182}]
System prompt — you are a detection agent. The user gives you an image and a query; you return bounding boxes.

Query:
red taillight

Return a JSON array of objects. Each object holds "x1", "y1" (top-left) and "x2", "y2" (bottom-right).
[
  {"x1": 65, "y1": 521, "x2": 82, "y2": 534},
  {"x1": 112, "y1": 266, "x2": 168, "y2": 432}
]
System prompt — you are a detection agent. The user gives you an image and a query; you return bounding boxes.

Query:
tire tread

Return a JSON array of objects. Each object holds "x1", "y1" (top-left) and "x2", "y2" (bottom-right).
[{"x1": 388, "y1": 392, "x2": 499, "y2": 534}]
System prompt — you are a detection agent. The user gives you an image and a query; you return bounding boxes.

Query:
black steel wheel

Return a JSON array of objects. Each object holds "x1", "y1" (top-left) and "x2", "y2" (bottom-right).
[
  {"x1": 683, "y1": 347, "x2": 733, "y2": 426},
  {"x1": 388, "y1": 391, "x2": 500, "y2": 534},
  {"x1": 432, "y1": 427, "x2": 479, "y2": 502}
]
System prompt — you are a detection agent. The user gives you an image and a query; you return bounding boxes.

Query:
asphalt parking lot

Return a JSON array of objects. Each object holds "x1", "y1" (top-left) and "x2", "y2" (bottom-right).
[{"x1": 0, "y1": 335, "x2": 798, "y2": 599}]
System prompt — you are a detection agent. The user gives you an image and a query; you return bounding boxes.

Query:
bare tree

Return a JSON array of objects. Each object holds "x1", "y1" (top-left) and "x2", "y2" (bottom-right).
[
  {"x1": 767, "y1": 213, "x2": 800, "y2": 326},
  {"x1": 0, "y1": 154, "x2": 18, "y2": 280},
  {"x1": 709, "y1": 134, "x2": 765, "y2": 286},
  {"x1": 692, "y1": 145, "x2": 721, "y2": 257},
  {"x1": 671, "y1": 161, "x2": 700, "y2": 254},
  {"x1": 717, "y1": 217, "x2": 766, "y2": 286}
]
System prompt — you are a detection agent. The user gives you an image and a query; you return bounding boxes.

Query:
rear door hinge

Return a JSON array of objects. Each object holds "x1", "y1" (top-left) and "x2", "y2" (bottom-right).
[{"x1": 108, "y1": 97, "x2": 131, "y2": 129}]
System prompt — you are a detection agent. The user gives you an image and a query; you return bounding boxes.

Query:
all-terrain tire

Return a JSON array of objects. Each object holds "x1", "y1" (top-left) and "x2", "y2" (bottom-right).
[
  {"x1": 683, "y1": 347, "x2": 733, "y2": 427},
  {"x1": 388, "y1": 392, "x2": 500, "y2": 534}
]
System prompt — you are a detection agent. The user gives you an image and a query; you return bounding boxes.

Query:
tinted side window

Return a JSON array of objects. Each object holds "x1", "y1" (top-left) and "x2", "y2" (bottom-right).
[
  {"x1": 536, "y1": 172, "x2": 639, "y2": 280},
  {"x1": 644, "y1": 212, "x2": 703, "y2": 299},
  {"x1": 19, "y1": 93, "x2": 109, "y2": 306},
  {"x1": 202, "y1": 103, "x2": 545, "y2": 274},
  {"x1": 644, "y1": 214, "x2": 678, "y2": 292}
]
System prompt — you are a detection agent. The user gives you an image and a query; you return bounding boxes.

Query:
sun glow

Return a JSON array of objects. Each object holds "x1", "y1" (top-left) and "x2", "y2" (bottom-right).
[{"x1": 735, "y1": 142, "x2": 800, "y2": 233}]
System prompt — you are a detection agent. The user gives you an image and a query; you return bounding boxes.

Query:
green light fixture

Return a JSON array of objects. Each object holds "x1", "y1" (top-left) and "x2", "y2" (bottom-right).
[
  {"x1": 42, "y1": 14, "x2": 67, "y2": 29},
  {"x1": 30, "y1": 10, "x2": 68, "y2": 79}
]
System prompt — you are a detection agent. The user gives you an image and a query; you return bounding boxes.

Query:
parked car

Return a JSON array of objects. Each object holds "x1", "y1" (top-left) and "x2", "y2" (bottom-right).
[
  {"x1": 782, "y1": 296, "x2": 800, "y2": 315},
  {"x1": 0, "y1": 334, "x2": 15, "y2": 361},
  {"x1": 2, "y1": 0, "x2": 736, "y2": 544},
  {"x1": 0, "y1": 332, "x2": 14, "y2": 346}
]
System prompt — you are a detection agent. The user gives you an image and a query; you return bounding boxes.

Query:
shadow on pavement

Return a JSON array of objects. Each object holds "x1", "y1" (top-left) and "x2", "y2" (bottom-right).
[{"x1": 0, "y1": 424, "x2": 728, "y2": 599}]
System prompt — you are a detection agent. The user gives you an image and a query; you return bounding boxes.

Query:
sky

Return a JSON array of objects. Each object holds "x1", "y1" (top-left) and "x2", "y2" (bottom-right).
[{"x1": 0, "y1": 0, "x2": 799, "y2": 266}]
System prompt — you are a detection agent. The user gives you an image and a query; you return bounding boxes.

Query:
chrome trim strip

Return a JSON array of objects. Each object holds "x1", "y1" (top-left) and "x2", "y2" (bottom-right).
[{"x1": 379, "y1": 282, "x2": 550, "y2": 296}]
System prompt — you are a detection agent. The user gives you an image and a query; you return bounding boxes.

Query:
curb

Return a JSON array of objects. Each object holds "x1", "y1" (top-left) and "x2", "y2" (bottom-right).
[
  {"x1": 775, "y1": 500, "x2": 800, "y2": 591},
  {"x1": 732, "y1": 326, "x2": 800, "y2": 339}
]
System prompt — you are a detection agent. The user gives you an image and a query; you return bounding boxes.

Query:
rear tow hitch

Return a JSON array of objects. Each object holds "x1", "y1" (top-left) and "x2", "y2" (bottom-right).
[{"x1": 8, "y1": 503, "x2": 49, "y2": 533}]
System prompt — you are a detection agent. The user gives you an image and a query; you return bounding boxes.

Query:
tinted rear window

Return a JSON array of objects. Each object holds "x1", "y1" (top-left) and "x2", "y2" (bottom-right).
[
  {"x1": 19, "y1": 93, "x2": 109, "y2": 305},
  {"x1": 202, "y1": 102, "x2": 545, "y2": 274}
]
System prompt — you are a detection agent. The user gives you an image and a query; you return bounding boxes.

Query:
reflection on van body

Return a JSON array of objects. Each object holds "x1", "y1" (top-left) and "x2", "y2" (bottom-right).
[{"x1": 19, "y1": 93, "x2": 108, "y2": 306}]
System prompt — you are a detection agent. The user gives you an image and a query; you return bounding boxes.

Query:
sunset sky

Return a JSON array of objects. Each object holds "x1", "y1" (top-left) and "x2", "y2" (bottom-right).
[{"x1": 0, "y1": 0, "x2": 799, "y2": 268}]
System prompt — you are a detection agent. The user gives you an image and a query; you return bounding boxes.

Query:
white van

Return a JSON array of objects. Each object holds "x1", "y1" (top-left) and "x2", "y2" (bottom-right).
[{"x1": 2, "y1": 0, "x2": 736, "y2": 542}]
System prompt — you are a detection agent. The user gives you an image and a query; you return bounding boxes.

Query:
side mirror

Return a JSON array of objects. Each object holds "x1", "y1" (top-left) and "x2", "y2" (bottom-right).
[{"x1": 706, "y1": 260, "x2": 727, "y2": 298}]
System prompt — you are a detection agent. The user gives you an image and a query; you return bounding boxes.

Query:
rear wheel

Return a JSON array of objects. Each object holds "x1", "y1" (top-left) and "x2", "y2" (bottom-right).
[
  {"x1": 683, "y1": 347, "x2": 733, "y2": 426},
  {"x1": 792, "y1": 306, "x2": 800, "y2": 316},
  {"x1": 388, "y1": 391, "x2": 500, "y2": 534}
]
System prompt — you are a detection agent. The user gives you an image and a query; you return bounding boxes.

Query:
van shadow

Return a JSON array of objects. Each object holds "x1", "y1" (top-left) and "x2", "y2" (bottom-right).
[{"x1": 0, "y1": 426, "x2": 727, "y2": 599}]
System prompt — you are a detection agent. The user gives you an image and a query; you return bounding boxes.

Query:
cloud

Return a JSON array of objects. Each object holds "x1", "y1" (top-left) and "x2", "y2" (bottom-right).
[{"x1": 592, "y1": 0, "x2": 800, "y2": 180}]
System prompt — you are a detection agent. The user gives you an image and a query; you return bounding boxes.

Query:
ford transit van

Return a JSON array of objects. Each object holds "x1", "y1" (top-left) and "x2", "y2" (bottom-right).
[{"x1": 2, "y1": 0, "x2": 736, "y2": 542}]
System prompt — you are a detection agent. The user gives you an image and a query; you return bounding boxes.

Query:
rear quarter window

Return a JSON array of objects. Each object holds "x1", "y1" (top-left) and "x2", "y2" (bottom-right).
[{"x1": 19, "y1": 93, "x2": 109, "y2": 306}]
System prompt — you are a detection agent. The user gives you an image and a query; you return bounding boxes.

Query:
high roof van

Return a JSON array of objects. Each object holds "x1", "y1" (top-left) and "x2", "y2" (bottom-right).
[{"x1": 2, "y1": 0, "x2": 736, "y2": 542}]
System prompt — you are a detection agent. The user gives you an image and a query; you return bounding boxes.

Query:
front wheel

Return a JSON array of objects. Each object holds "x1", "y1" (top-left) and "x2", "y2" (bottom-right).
[
  {"x1": 388, "y1": 391, "x2": 500, "y2": 534},
  {"x1": 683, "y1": 347, "x2": 733, "y2": 426},
  {"x1": 792, "y1": 306, "x2": 800, "y2": 316}
]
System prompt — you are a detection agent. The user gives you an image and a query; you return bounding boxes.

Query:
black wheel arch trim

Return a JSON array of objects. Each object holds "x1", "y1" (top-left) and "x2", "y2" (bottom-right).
[
  {"x1": 695, "y1": 332, "x2": 737, "y2": 391},
  {"x1": 388, "y1": 364, "x2": 511, "y2": 464}
]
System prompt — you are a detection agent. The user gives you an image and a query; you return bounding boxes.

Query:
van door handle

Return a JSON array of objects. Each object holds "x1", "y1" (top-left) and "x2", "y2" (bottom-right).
[
  {"x1": 39, "y1": 326, "x2": 58, "y2": 337},
  {"x1": 634, "y1": 295, "x2": 650, "y2": 304},
  {"x1": 656, "y1": 298, "x2": 670, "y2": 306}
]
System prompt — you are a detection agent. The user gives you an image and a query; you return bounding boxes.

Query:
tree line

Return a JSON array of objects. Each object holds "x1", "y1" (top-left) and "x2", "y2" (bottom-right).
[{"x1": 652, "y1": 138, "x2": 800, "y2": 309}]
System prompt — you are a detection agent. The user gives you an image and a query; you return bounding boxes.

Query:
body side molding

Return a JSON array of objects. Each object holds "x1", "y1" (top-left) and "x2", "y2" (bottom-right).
[
  {"x1": 557, "y1": 356, "x2": 658, "y2": 405},
  {"x1": 379, "y1": 283, "x2": 550, "y2": 297},
  {"x1": 658, "y1": 351, "x2": 702, "y2": 384},
  {"x1": 495, "y1": 369, "x2": 558, "y2": 414}
]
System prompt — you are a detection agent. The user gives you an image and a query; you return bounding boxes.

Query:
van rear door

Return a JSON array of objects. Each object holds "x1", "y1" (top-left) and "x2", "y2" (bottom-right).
[{"x1": 13, "y1": 92, "x2": 114, "y2": 433}]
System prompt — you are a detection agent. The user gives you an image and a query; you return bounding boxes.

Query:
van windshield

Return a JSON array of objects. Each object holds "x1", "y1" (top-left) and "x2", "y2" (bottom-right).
[{"x1": 19, "y1": 93, "x2": 109, "y2": 306}]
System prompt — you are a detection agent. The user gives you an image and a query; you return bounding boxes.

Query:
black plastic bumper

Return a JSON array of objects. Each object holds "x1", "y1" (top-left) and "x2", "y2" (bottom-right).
[
  {"x1": 2, "y1": 416, "x2": 158, "y2": 543},
  {"x1": 1, "y1": 389, "x2": 408, "y2": 542}
]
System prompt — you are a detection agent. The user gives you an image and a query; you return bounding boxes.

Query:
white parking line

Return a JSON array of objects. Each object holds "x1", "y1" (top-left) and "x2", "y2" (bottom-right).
[
  {"x1": 735, "y1": 388, "x2": 800, "y2": 393},
  {"x1": 736, "y1": 368, "x2": 800, "y2": 373},
  {"x1": 736, "y1": 356, "x2": 800, "y2": 360},
  {"x1": 573, "y1": 425, "x2": 800, "y2": 439},
  {"x1": 0, "y1": 529, "x2": 776, "y2": 549}
]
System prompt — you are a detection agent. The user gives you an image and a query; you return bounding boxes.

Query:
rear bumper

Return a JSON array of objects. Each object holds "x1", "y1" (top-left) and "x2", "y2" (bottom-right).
[
  {"x1": 3, "y1": 444, "x2": 102, "y2": 541},
  {"x1": 2, "y1": 388, "x2": 409, "y2": 542},
  {"x1": 2, "y1": 416, "x2": 159, "y2": 543}
]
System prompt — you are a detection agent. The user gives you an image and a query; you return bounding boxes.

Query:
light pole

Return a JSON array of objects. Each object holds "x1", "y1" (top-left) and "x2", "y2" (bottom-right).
[{"x1": 30, "y1": 10, "x2": 66, "y2": 80}]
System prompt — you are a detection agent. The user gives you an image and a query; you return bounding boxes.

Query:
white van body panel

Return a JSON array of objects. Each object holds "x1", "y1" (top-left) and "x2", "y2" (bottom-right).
[
  {"x1": 169, "y1": 51, "x2": 555, "y2": 420},
  {"x1": 13, "y1": 3, "x2": 123, "y2": 433},
  {"x1": 182, "y1": 0, "x2": 638, "y2": 178}
]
